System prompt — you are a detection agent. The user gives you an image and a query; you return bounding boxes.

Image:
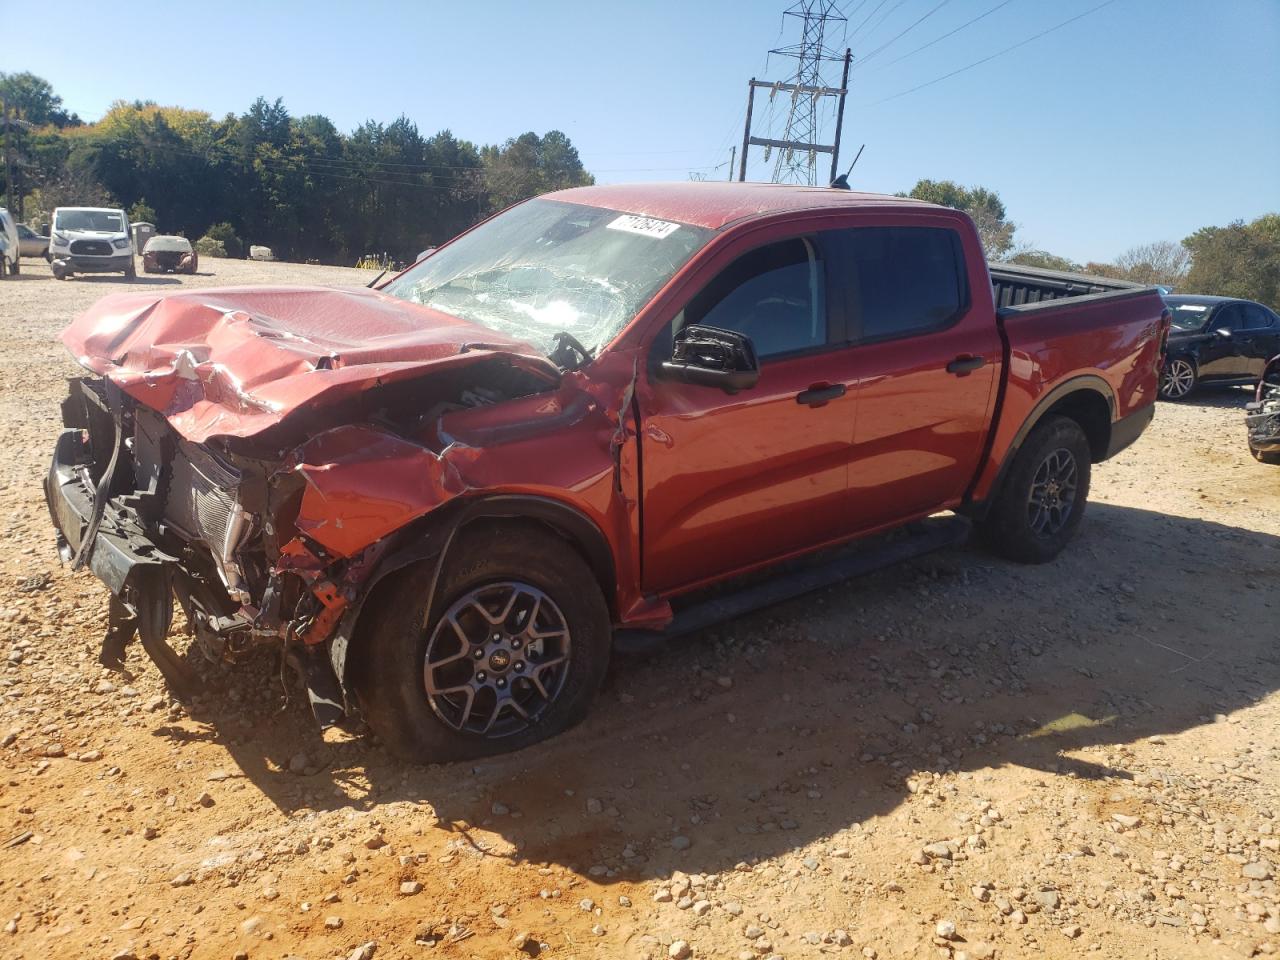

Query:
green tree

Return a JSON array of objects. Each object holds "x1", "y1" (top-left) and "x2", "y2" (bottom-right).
[
  {"x1": 203, "y1": 222, "x2": 242, "y2": 258},
  {"x1": 1184, "y1": 215, "x2": 1280, "y2": 309},
  {"x1": 1006, "y1": 250, "x2": 1081, "y2": 272},
  {"x1": 481, "y1": 130, "x2": 594, "y2": 213},
  {"x1": 8, "y1": 73, "x2": 596, "y2": 266},
  {"x1": 0, "y1": 71, "x2": 80, "y2": 127},
  {"x1": 899, "y1": 179, "x2": 1015, "y2": 259},
  {"x1": 128, "y1": 199, "x2": 158, "y2": 226}
]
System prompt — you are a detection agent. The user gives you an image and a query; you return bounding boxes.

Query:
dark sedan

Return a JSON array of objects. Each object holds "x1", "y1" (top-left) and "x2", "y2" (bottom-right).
[{"x1": 1160, "y1": 295, "x2": 1280, "y2": 400}]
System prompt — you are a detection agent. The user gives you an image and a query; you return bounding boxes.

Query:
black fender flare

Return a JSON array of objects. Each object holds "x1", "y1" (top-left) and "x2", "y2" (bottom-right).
[
  {"x1": 1009, "y1": 374, "x2": 1116, "y2": 452},
  {"x1": 329, "y1": 494, "x2": 618, "y2": 690},
  {"x1": 970, "y1": 375, "x2": 1116, "y2": 520}
]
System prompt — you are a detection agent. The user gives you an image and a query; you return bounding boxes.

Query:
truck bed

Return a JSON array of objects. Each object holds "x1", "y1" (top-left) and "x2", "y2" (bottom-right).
[{"x1": 988, "y1": 262, "x2": 1145, "y2": 309}]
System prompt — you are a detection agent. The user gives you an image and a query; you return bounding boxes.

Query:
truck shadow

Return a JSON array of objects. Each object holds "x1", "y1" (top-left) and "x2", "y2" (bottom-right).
[{"x1": 170, "y1": 500, "x2": 1279, "y2": 883}]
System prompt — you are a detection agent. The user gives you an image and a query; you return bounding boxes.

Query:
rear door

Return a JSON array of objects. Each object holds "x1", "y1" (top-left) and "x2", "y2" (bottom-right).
[
  {"x1": 639, "y1": 229, "x2": 857, "y2": 593},
  {"x1": 831, "y1": 221, "x2": 1002, "y2": 530},
  {"x1": 1240, "y1": 303, "x2": 1280, "y2": 376}
]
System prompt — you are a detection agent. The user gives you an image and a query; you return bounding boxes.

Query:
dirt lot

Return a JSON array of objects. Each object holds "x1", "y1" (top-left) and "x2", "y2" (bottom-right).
[{"x1": 1, "y1": 257, "x2": 1278, "y2": 960}]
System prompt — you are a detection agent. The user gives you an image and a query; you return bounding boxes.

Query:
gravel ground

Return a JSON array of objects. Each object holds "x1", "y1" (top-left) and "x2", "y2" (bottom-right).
[{"x1": 1, "y1": 257, "x2": 1278, "y2": 960}]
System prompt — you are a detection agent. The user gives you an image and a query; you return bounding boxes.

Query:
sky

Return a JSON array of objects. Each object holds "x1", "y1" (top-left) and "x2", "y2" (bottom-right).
[{"x1": 5, "y1": 0, "x2": 1279, "y2": 263}]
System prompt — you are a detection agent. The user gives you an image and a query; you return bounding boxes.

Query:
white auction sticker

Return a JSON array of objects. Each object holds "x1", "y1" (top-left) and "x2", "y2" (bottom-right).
[
  {"x1": 1178, "y1": 304, "x2": 1208, "y2": 312},
  {"x1": 607, "y1": 214, "x2": 681, "y2": 239}
]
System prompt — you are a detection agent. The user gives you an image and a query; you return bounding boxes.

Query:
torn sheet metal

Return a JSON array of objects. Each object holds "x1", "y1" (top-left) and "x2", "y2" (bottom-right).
[
  {"x1": 61, "y1": 285, "x2": 560, "y2": 443},
  {"x1": 289, "y1": 424, "x2": 475, "y2": 558}
]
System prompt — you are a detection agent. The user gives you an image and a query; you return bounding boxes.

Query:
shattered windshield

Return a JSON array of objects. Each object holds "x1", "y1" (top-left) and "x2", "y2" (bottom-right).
[{"x1": 382, "y1": 199, "x2": 713, "y2": 358}]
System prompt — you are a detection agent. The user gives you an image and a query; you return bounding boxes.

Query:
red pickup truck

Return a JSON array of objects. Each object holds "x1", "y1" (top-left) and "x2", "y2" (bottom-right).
[{"x1": 46, "y1": 183, "x2": 1169, "y2": 761}]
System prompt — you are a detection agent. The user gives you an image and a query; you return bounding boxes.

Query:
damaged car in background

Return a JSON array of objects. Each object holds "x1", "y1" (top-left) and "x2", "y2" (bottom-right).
[
  {"x1": 142, "y1": 234, "x2": 199, "y2": 274},
  {"x1": 46, "y1": 182, "x2": 1169, "y2": 761},
  {"x1": 1246, "y1": 354, "x2": 1280, "y2": 465}
]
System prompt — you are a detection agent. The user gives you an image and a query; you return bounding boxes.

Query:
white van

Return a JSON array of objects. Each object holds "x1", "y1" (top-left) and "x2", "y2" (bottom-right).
[{"x1": 48, "y1": 206, "x2": 135, "y2": 279}]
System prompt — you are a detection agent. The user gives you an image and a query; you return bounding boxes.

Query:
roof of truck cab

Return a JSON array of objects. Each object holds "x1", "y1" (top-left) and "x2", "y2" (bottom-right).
[{"x1": 546, "y1": 181, "x2": 938, "y2": 231}]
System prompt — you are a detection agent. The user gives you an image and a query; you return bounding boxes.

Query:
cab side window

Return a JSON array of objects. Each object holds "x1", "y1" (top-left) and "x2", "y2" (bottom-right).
[
  {"x1": 681, "y1": 237, "x2": 828, "y2": 360},
  {"x1": 834, "y1": 227, "x2": 968, "y2": 343}
]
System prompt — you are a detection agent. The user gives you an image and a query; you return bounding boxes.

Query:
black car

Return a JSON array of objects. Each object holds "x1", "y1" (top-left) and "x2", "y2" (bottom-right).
[{"x1": 1160, "y1": 295, "x2": 1280, "y2": 400}]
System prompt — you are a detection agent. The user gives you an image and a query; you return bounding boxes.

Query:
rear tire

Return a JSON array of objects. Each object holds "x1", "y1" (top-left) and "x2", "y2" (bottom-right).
[
  {"x1": 353, "y1": 523, "x2": 611, "y2": 763},
  {"x1": 979, "y1": 415, "x2": 1092, "y2": 564},
  {"x1": 1160, "y1": 356, "x2": 1197, "y2": 401}
]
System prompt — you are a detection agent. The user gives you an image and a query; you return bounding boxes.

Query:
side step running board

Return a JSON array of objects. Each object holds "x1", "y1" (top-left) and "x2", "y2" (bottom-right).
[{"x1": 614, "y1": 515, "x2": 971, "y2": 654}]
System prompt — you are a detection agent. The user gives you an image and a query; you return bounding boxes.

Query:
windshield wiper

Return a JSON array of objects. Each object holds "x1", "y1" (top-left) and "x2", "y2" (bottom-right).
[{"x1": 548, "y1": 331, "x2": 594, "y2": 372}]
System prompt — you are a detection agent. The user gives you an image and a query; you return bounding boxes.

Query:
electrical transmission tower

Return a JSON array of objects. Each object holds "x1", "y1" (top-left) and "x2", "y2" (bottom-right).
[{"x1": 739, "y1": 1, "x2": 851, "y2": 186}]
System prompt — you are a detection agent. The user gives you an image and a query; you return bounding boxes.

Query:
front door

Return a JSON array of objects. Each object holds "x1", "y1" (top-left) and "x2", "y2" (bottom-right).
[
  {"x1": 1197, "y1": 303, "x2": 1248, "y2": 379},
  {"x1": 639, "y1": 232, "x2": 856, "y2": 594}
]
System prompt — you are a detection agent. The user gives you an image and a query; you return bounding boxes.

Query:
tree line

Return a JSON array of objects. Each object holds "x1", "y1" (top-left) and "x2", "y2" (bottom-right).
[{"x1": 1, "y1": 72, "x2": 592, "y2": 264}]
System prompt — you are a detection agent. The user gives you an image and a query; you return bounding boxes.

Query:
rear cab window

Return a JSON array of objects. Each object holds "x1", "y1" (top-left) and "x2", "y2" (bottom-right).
[{"x1": 833, "y1": 226, "x2": 969, "y2": 343}]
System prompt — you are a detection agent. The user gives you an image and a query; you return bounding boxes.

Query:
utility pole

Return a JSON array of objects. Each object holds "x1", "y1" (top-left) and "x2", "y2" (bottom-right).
[
  {"x1": 727, "y1": 146, "x2": 735, "y2": 182},
  {"x1": 738, "y1": 2, "x2": 851, "y2": 186}
]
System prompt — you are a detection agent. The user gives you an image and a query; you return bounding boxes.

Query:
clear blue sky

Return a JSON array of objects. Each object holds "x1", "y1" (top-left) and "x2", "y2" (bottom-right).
[{"x1": 7, "y1": 0, "x2": 1278, "y2": 263}]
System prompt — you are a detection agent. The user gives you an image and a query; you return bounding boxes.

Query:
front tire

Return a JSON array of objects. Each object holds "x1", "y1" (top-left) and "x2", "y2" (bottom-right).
[
  {"x1": 1160, "y1": 357, "x2": 1197, "y2": 401},
  {"x1": 1252, "y1": 446, "x2": 1280, "y2": 466},
  {"x1": 979, "y1": 415, "x2": 1092, "y2": 564},
  {"x1": 353, "y1": 523, "x2": 611, "y2": 763}
]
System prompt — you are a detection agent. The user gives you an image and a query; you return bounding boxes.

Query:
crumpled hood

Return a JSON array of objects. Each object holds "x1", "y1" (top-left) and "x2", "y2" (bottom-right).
[{"x1": 61, "y1": 285, "x2": 559, "y2": 443}]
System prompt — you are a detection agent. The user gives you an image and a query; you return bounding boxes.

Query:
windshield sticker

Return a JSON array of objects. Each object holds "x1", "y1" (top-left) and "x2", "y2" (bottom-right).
[
  {"x1": 1176, "y1": 304, "x2": 1208, "y2": 312},
  {"x1": 607, "y1": 214, "x2": 681, "y2": 239}
]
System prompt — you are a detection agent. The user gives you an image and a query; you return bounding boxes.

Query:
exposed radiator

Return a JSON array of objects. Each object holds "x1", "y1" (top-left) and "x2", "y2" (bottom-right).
[{"x1": 166, "y1": 440, "x2": 253, "y2": 600}]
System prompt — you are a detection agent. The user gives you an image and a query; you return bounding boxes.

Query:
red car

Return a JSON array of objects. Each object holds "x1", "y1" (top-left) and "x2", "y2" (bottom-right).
[{"x1": 45, "y1": 183, "x2": 1169, "y2": 761}]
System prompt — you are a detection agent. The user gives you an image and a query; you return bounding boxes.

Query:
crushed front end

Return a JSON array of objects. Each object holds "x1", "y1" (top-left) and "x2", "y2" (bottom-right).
[{"x1": 45, "y1": 376, "x2": 451, "y2": 724}]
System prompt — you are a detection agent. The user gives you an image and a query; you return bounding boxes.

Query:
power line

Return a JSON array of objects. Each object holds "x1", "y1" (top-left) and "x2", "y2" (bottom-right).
[
  {"x1": 856, "y1": 0, "x2": 910, "y2": 46},
  {"x1": 848, "y1": 0, "x2": 891, "y2": 41},
  {"x1": 850, "y1": 0, "x2": 953, "y2": 72},
  {"x1": 860, "y1": 0, "x2": 1122, "y2": 105},
  {"x1": 872, "y1": 0, "x2": 1018, "y2": 71}
]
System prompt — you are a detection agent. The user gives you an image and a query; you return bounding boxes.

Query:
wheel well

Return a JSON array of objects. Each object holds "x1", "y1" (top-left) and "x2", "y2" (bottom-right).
[
  {"x1": 451, "y1": 512, "x2": 618, "y2": 619},
  {"x1": 1042, "y1": 390, "x2": 1111, "y2": 462},
  {"x1": 340, "y1": 504, "x2": 618, "y2": 690}
]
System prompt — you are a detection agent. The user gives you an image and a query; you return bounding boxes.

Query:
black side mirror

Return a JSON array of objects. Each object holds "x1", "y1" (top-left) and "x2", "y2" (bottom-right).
[{"x1": 660, "y1": 324, "x2": 760, "y2": 394}]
